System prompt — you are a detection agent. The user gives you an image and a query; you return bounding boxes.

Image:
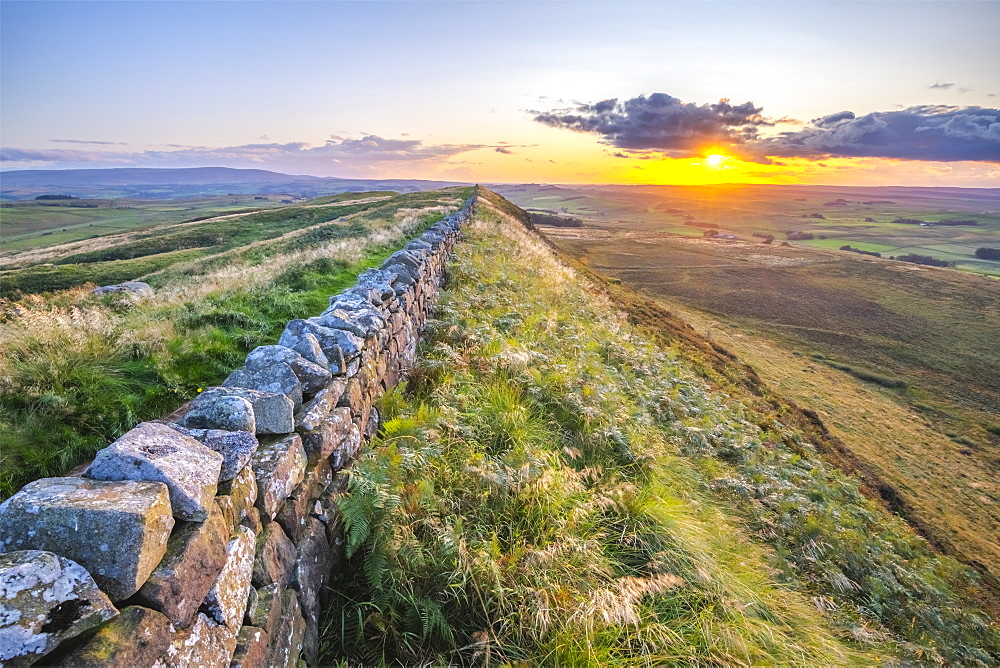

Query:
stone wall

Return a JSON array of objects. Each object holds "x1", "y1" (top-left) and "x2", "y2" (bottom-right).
[{"x1": 0, "y1": 194, "x2": 475, "y2": 667}]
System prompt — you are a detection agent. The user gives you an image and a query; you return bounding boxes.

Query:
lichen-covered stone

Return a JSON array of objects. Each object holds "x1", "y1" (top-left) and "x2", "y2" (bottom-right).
[
  {"x1": 59, "y1": 605, "x2": 172, "y2": 667},
  {"x1": 244, "y1": 345, "x2": 334, "y2": 395},
  {"x1": 192, "y1": 387, "x2": 295, "y2": 436},
  {"x1": 264, "y1": 588, "x2": 305, "y2": 668},
  {"x1": 276, "y1": 461, "x2": 331, "y2": 545},
  {"x1": 252, "y1": 434, "x2": 307, "y2": 519},
  {"x1": 164, "y1": 425, "x2": 258, "y2": 482},
  {"x1": 0, "y1": 477, "x2": 174, "y2": 600},
  {"x1": 231, "y1": 626, "x2": 269, "y2": 668},
  {"x1": 179, "y1": 393, "x2": 256, "y2": 433},
  {"x1": 289, "y1": 333, "x2": 329, "y2": 370},
  {"x1": 203, "y1": 526, "x2": 256, "y2": 631},
  {"x1": 246, "y1": 583, "x2": 283, "y2": 639},
  {"x1": 0, "y1": 551, "x2": 118, "y2": 665},
  {"x1": 224, "y1": 364, "x2": 303, "y2": 410},
  {"x1": 279, "y1": 319, "x2": 362, "y2": 367},
  {"x1": 292, "y1": 518, "x2": 336, "y2": 664},
  {"x1": 293, "y1": 383, "x2": 344, "y2": 433},
  {"x1": 86, "y1": 422, "x2": 223, "y2": 521},
  {"x1": 136, "y1": 501, "x2": 229, "y2": 628},
  {"x1": 251, "y1": 523, "x2": 295, "y2": 588},
  {"x1": 165, "y1": 611, "x2": 237, "y2": 668},
  {"x1": 331, "y1": 423, "x2": 363, "y2": 472},
  {"x1": 217, "y1": 464, "x2": 258, "y2": 527}
]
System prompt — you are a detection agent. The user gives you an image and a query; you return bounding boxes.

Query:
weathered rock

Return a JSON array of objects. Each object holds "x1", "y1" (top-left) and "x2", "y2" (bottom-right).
[
  {"x1": 179, "y1": 393, "x2": 256, "y2": 434},
  {"x1": 202, "y1": 526, "x2": 256, "y2": 632},
  {"x1": 289, "y1": 333, "x2": 329, "y2": 370},
  {"x1": 59, "y1": 605, "x2": 172, "y2": 667},
  {"x1": 136, "y1": 501, "x2": 229, "y2": 628},
  {"x1": 279, "y1": 319, "x2": 361, "y2": 368},
  {"x1": 264, "y1": 588, "x2": 305, "y2": 668},
  {"x1": 165, "y1": 611, "x2": 237, "y2": 668},
  {"x1": 0, "y1": 551, "x2": 118, "y2": 665},
  {"x1": 332, "y1": 423, "x2": 363, "y2": 472},
  {"x1": 164, "y1": 425, "x2": 258, "y2": 482},
  {"x1": 292, "y1": 518, "x2": 336, "y2": 664},
  {"x1": 240, "y1": 506, "x2": 264, "y2": 535},
  {"x1": 0, "y1": 478, "x2": 174, "y2": 600},
  {"x1": 194, "y1": 387, "x2": 295, "y2": 435},
  {"x1": 293, "y1": 383, "x2": 344, "y2": 433},
  {"x1": 93, "y1": 281, "x2": 154, "y2": 297},
  {"x1": 246, "y1": 583, "x2": 283, "y2": 639},
  {"x1": 224, "y1": 364, "x2": 303, "y2": 410},
  {"x1": 217, "y1": 465, "x2": 258, "y2": 525},
  {"x1": 86, "y1": 422, "x2": 222, "y2": 521},
  {"x1": 252, "y1": 522, "x2": 295, "y2": 588},
  {"x1": 276, "y1": 460, "x2": 331, "y2": 545},
  {"x1": 299, "y1": 407, "x2": 353, "y2": 462},
  {"x1": 252, "y1": 434, "x2": 307, "y2": 519},
  {"x1": 365, "y1": 405, "x2": 380, "y2": 440},
  {"x1": 231, "y1": 626, "x2": 269, "y2": 668},
  {"x1": 245, "y1": 345, "x2": 333, "y2": 394}
]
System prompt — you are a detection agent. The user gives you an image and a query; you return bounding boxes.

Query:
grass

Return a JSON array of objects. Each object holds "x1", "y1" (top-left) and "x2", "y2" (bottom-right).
[
  {"x1": 0, "y1": 187, "x2": 473, "y2": 499},
  {"x1": 319, "y1": 188, "x2": 999, "y2": 666}
]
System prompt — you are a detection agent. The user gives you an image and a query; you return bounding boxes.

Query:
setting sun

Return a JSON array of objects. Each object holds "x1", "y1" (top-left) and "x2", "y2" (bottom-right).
[{"x1": 706, "y1": 154, "x2": 725, "y2": 167}]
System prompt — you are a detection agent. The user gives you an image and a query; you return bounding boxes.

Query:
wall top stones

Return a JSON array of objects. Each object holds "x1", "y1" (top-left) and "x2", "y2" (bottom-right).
[{"x1": 0, "y1": 191, "x2": 476, "y2": 666}]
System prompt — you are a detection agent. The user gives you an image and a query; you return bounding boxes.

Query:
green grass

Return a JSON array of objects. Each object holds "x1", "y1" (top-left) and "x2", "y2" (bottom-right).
[
  {"x1": 0, "y1": 187, "x2": 473, "y2": 500},
  {"x1": 319, "y1": 188, "x2": 999, "y2": 666}
]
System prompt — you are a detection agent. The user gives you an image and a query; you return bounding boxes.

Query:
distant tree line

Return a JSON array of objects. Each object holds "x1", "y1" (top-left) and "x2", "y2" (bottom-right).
[
  {"x1": 975, "y1": 247, "x2": 1000, "y2": 260},
  {"x1": 840, "y1": 245, "x2": 882, "y2": 258},
  {"x1": 787, "y1": 231, "x2": 815, "y2": 240},
  {"x1": 892, "y1": 218, "x2": 978, "y2": 226},
  {"x1": 892, "y1": 253, "x2": 956, "y2": 268},
  {"x1": 34, "y1": 194, "x2": 78, "y2": 200},
  {"x1": 528, "y1": 212, "x2": 583, "y2": 227}
]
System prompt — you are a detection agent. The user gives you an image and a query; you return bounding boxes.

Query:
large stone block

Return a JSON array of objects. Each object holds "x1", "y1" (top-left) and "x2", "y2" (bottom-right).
[
  {"x1": 164, "y1": 425, "x2": 258, "y2": 482},
  {"x1": 136, "y1": 501, "x2": 229, "y2": 628},
  {"x1": 231, "y1": 626, "x2": 269, "y2": 668},
  {"x1": 246, "y1": 583, "x2": 283, "y2": 640},
  {"x1": 331, "y1": 422, "x2": 363, "y2": 472},
  {"x1": 59, "y1": 605, "x2": 173, "y2": 667},
  {"x1": 86, "y1": 422, "x2": 222, "y2": 521},
  {"x1": 189, "y1": 388, "x2": 295, "y2": 435},
  {"x1": 252, "y1": 434, "x2": 307, "y2": 520},
  {"x1": 224, "y1": 363, "x2": 303, "y2": 410},
  {"x1": 217, "y1": 464, "x2": 258, "y2": 530},
  {"x1": 165, "y1": 611, "x2": 237, "y2": 668},
  {"x1": 289, "y1": 333, "x2": 329, "y2": 370},
  {"x1": 0, "y1": 551, "x2": 118, "y2": 665},
  {"x1": 276, "y1": 461, "x2": 331, "y2": 545},
  {"x1": 0, "y1": 478, "x2": 174, "y2": 601},
  {"x1": 279, "y1": 319, "x2": 361, "y2": 366},
  {"x1": 293, "y1": 382, "x2": 345, "y2": 433},
  {"x1": 299, "y1": 408, "x2": 353, "y2": 463},
  {"x1": 292, "y1": 518, "x2": 336, "y2": 665},
  {"x1": 251, "y1": 522, "x2": 295, "y2": 588},
  {"x1": 264, "y1": 588, "x2": 305, "y2": 668},
  {"x1": 203, "y1": 526, "x2": 256, "y2": 632},
  {"x1": 178, "y1": 393, "x2": 255, "y2": 433}
]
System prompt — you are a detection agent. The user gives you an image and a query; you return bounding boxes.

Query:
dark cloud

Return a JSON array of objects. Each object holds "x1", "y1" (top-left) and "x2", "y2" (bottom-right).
[
  {"x1": 757, "y1": 105, "x2": 1000, "y2": 162},
  {"x1": 533, "y1": 92, "x2": 1000, "y2": 164},
  {"x1": 929, "y1": 82, "x2": 955, "y2": 90},
  {"x1": 533, "y1": 93, "x2": 770, "y2": 161},
  {"x1": 49, "y1": 139, "x2": 128, "y2": 145},
  {"x1": 495, "y1": 146, "x2": 514, "y2": 154}
]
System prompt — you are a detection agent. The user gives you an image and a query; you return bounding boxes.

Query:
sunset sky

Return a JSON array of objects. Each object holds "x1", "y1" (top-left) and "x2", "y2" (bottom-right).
[{"x1": 2, "y1": 1, "x2": 998, "y2": 187}]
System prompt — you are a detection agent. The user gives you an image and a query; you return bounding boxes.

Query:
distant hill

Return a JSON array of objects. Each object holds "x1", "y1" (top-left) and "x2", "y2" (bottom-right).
[{"x1": 0, "y1": 167, "x2": 468, "y2": 200}]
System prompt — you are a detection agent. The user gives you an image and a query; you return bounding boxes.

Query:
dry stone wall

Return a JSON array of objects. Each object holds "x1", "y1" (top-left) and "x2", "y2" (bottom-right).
[{"x1": 0, "y1": 194, "x2": 475, "y2": 667}]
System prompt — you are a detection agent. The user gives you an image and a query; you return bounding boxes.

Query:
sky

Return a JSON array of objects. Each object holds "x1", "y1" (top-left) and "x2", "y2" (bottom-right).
[{"x1": 1, "y1": 0, "x2": 999, "y2": 187}]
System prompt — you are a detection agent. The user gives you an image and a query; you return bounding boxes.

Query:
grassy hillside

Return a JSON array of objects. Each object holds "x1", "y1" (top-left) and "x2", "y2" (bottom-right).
[
  {"x1": 539, "y1": 225, "x2": 1000, "y2": 590},
  {"x1": 0, "y1": 187, "x2": 472, "y2": 499},
  {"x1": 320, "y1": 188, "x2": 998, "y2": 666}
]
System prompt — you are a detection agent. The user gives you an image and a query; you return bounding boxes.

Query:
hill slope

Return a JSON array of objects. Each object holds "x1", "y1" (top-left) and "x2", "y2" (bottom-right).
[{"x1": 320, "y1": 188, "x2": 999, "y2": 665}]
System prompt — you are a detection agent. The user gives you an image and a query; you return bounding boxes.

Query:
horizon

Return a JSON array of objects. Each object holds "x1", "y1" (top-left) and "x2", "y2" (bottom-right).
[{"x1": 1, "y1": 1, "x2": 998, "y2": 188}]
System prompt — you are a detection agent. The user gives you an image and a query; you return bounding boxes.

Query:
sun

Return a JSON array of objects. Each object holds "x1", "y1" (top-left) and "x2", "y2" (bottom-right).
[{"x1": 706, "y1": 154, "x2": 725, "y2": 167}]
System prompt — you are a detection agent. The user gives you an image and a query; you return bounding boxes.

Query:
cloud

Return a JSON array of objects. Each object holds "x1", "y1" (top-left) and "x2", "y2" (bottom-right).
[
  {"x1": 757, "y1": 105, "x2": 1000, "y2": 162},
  {"x1": 49, "y1": 139, "x2": 129, "y2": 145},
  {"x1": 533, "y1": 92, "x2": 771, "y2": 161},
  {"x1": 929, "y1": 82, "x2": 955, "y2": 90},
  {"x1": 1, "y1": 135, "x2": 496, "y2": 176},
  {"x1": 533, "y1": 92, "x2": 1000, "y2": 163},
  {"x1": 495, "y1": 146, "x2": 514, "y2": 154}
]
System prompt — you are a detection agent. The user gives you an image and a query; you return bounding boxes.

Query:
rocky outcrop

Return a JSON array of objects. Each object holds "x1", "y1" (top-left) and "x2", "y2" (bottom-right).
[{"x1": 0, "y1": 192, "x2": 474, "y2": 665}]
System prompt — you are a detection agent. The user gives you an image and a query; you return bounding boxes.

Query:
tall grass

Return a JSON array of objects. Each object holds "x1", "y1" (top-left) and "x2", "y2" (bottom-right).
[{"x1": 0, "y1": 189, "x2": 471, "y2": 499}]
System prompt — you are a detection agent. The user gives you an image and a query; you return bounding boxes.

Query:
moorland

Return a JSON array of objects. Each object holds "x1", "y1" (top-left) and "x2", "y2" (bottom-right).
[{"x1": 497, "y1": 182, "x2": 1000, "y2": 593}]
